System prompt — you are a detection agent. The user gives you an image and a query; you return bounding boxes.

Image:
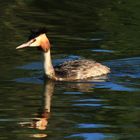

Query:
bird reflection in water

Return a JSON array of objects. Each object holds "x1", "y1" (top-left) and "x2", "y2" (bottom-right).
[
  {"x1": 18, "y1": 75, "x2": 108, "y2": 138},
  {"x1": 19, "y1": 80, "x2": 54, "y2": 138}
]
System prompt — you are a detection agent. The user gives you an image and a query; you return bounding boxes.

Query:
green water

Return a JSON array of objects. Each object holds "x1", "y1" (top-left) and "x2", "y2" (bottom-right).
[{"x1": 0, "y1": 0, "x2": 140, "y2": 140}]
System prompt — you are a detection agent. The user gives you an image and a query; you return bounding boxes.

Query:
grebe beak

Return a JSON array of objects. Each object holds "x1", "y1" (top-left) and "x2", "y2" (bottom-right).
[
  {"x1": 16, "y1": 39, "x2": 36, "y2": 50},
  {"x1": 16, "y1": 34, "x2": 50, "y2": 52}
]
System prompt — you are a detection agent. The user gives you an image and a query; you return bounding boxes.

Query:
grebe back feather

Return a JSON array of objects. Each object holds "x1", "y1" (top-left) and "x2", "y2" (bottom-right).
[{"x1": 55, "y1": 59, "x2": 110, "y2": 80}]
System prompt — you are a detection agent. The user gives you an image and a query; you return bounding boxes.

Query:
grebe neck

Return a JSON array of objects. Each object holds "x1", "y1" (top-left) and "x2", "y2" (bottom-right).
[{"x1": 43, "y1": 49, "x2": 55, "y2": 79}]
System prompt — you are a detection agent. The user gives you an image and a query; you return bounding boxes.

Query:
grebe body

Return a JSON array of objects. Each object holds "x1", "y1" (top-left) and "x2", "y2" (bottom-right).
[
  {"x1": 16, "y1": 29, "x2": 110, "y2": 81},
  {"x1": 55, "y1": 59, "x2": 110, "y2": 81}
]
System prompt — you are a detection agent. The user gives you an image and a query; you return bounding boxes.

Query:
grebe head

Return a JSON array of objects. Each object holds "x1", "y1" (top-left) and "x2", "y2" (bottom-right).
[{"x1": 16, "y1": 28, "x2": 51, "y2": 52}]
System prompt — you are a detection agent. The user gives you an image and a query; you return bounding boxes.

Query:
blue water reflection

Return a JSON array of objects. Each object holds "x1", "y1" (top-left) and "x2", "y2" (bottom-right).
[
  {"x1": 77, "y1": 123, "x2": 110, "y2": 129},
  {"x1": 66, "y1": 133, "x2": 113, "y2": 140}
]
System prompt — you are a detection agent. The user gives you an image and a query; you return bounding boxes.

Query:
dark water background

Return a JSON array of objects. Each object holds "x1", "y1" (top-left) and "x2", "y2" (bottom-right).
[{"x1": 0, "y1": 0, "x2": 140, "y2": 140}]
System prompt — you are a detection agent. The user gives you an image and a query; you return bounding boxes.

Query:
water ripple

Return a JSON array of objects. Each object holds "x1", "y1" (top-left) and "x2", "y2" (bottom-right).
[
  {"x1": 77, "y1": 123, "x2": 110, "y2": 129},
  {"x1": 92, "y1": 49, "x2": 114, "y2": 53},
  {"x1": 73, "y1": 103, "x2": 103, "y2": 107},
  {"x1": 95, "y1": 81, "x2": 139, "y2": 92},
  {"x1": 65, "y1": 133, "x2": 114, "y2": 140}
]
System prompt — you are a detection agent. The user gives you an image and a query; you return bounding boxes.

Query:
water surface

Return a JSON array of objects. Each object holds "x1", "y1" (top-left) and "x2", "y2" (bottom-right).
[{"x1": 0, "y1": 0, "x2": 140, "y2": 140}]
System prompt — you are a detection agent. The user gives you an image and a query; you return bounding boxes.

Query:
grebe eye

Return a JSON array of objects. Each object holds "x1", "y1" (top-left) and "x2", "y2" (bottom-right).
[{"x1": 32, "y1": 39, "x2": 36, "y2": 42}]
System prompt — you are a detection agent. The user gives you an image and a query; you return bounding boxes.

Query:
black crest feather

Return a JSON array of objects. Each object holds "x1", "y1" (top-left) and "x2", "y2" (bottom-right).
[{"x1": 28, "y1": 27, "x2": 48, "y2": 40}]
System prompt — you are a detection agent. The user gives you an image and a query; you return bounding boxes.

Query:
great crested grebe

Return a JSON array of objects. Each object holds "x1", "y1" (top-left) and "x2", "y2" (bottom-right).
[{"x1": 16, "y1": 29, "x2": 110, "y2": 81}]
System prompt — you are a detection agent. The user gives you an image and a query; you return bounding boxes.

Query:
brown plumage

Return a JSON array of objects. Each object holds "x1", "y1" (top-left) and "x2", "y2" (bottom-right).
[{"x1": 55, "y1": 59, "x2": 110, "y2": 81}]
